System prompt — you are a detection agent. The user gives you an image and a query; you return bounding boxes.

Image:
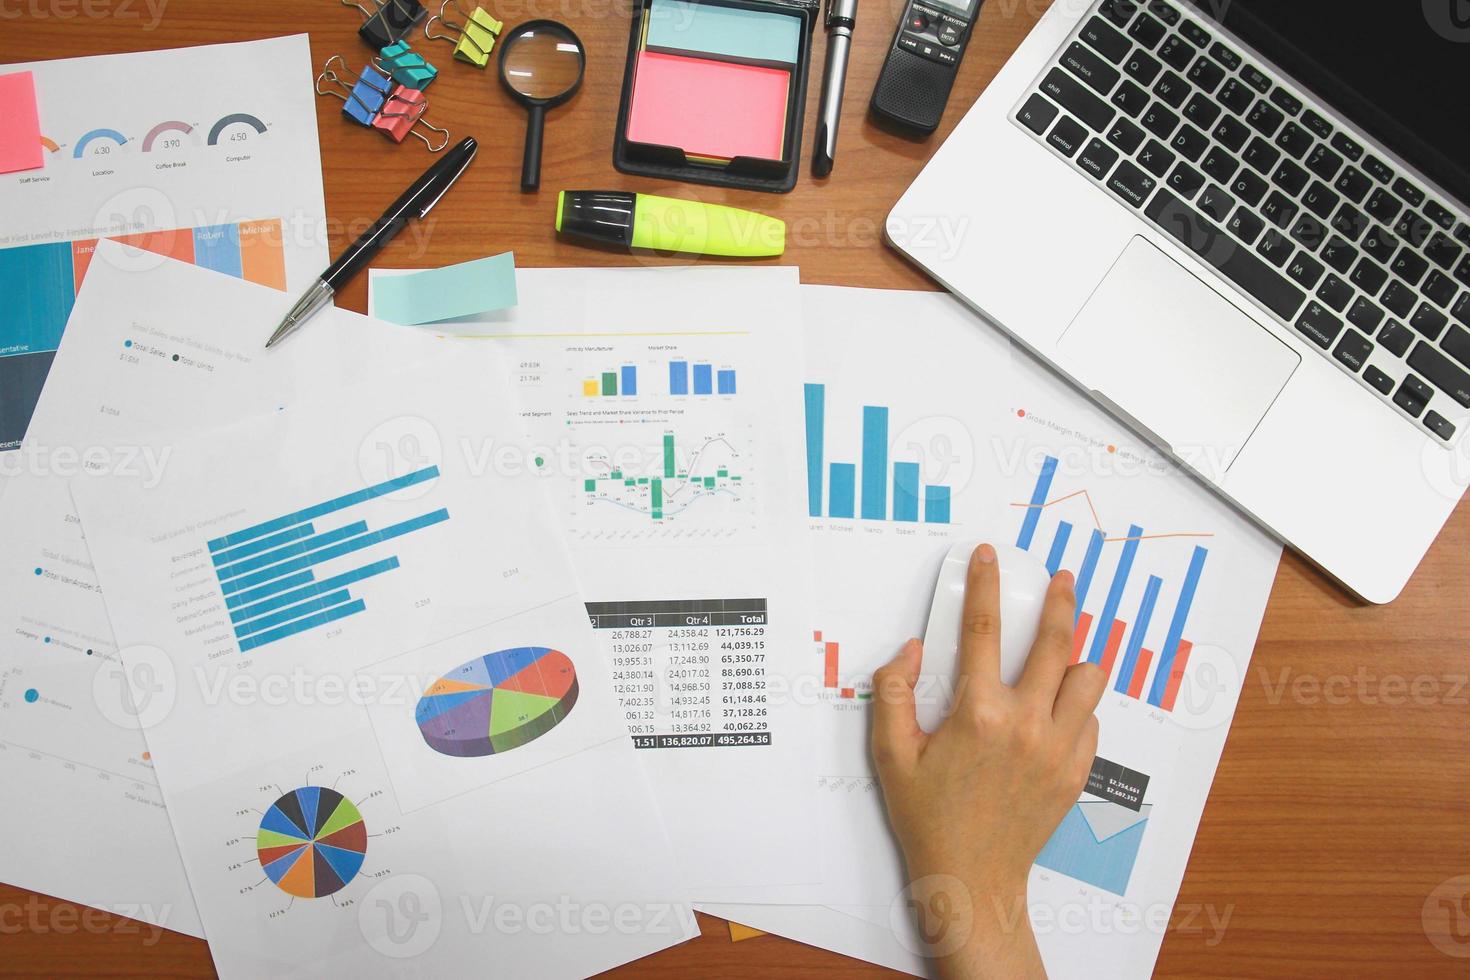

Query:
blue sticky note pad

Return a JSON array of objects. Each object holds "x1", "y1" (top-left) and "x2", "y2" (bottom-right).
[
  {"x1": 373, "y1": 252, "x2": 518, "y2": 325},
  {"x1": 645, "y1": 0, "x2": 801, "y2": 65}
]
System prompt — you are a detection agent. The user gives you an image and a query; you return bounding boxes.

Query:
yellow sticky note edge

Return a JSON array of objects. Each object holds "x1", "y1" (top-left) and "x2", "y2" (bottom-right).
[{"x1": 728, "y1": 921, "x2": 765, "y2": 942}]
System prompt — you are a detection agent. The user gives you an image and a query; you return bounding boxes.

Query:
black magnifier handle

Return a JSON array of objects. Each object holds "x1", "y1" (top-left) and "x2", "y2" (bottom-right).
[{"x1": 521, "y1": 105, "x2": 546, "y2": 192}]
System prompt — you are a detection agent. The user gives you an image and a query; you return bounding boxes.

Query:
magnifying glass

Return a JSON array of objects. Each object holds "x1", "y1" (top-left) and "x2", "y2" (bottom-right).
[{"x1": 498, "y1": 20, "x2": 586, "y2": 192}]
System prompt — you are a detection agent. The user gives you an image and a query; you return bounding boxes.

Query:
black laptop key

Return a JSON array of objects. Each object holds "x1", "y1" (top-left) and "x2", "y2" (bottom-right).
[
  {"x1": 1410, "y1": 302, "x2": 1449, "y2": 341},
  {"x1": 1393, "y1": 374, "x2": 1433, "y2": 417},
  {"x1": 1140, "y1": 103, "x2": 1179, "y2": 139},
  {"x1": 1289, "y1": 214, "x2": 1328, "y2": 251},
  {"x1": 1268, "y1": 88, "x2": 1303, "y2": 116},
  {"x1": 1452, "y1": 219, "x2": 1468, "y2": 244},
  {"x1": 1077, "y1": 138, "x2": 1121, "y2": 179},
  {"x1": 1246, "y1": 100, "x2": 1285, "y2": 137},
  {"x1": 1107, "y1": 159, "x2": 1158, "y2": 208},
  {"x1": 1152, "y1": 71, "x2": 1188, "y2": 108},
  {"x1": 1304, "y1": 144, "x2": 1343, "y2": 182},
  {"x1": 1217, "y1": 78, "x2": 1254, "y2": 115},
  {"x1": 1347, "y1": 296, "x2": 1385, "y2": 333},
  {"x1": 1186, "y1": 56, "x2": 1225, "y2": 93},
  {"x1": 1274, "y1": 122, "x2": 1312, "y2": 160},
  {"x1": 1363, "y1": 226, "x2": 1399, "y2": 265},
  {"x1": 1138, "y1": 139, "x2": 1175, "y2": 178},
  {"x1": 1182, "y1": 94, "x2": 1220, "y2": 130},
  {"x1": 1124, "y1": 49, "x2": 1163, "y2": 85},
  {"x1": 1331, "y1": 205, "x2": 1368, "y2": 242},
  {"x1": 1230, "y1": 170, "x2": 1268, "y2": 207},
  {"x1": 1017, "y1": 94, "x2": 1060, "y2": 135},
  {"x1": 1394, "y1": 212, "x2": 1435, "y2": 249},
  {"x1": 1239, "y1": 64, "x2": 1270, "y2": 92},
  {"x1": 1257, "y1": 229, "x2": 1294, "y2": 269},
  {"x1": 1453, "y1": 293, "x2": 1470, "y2": 327},
  {"x1": 1146, "y1": 189, "x2": 1306, "y2": 319},
  {"x1": 1458, "y1": 255, "x2": 1470, "y2": 288},
  {"x1": 1334, "y1": 167, "x2": 1372, "y2": 204},
  {"x1": 1302, "y1": 182, "x2": 1340, "y2": 220},
  {"x1": 1243, "y1": 137, "x2": 1280, "y2": 175},
  {"x1": 1063, "y1": 42, "x2": 1122, "y2": 94},
  {"x1": 1295, "y1": 301, "x2": 1343, "y2": 349},
  {"x1": 1197, "y1": 184, "x2": 1234, "y2": 222},
  {"x1": 1424, "y1": 411, "x2": 1456, "y2": 442},
  {"x1": 1080, "y1": 16, "x2": 1132, "y2": 63},
  {"x1": 1169, "y1": 124, "x2": 1208, "y2": 162},
  {"x1": 1128, "y1": 12, "x2": 1166, "y2": 48},
  {"x1": 1408, "y1": 344, "x2": 1470, "y2": 406},
  {"x1": 1361, "y1": 154, "x2": 1394, "y2": 185},
  {"x1": 1228, "y1": 207, "x2": 1266, "y2": 245},
  {"x1": 1350, "y1": 258, "x2": 1389, "y2": 297},
  {"x1": 1425, "y1": 200, "x2": 1455, "y2": 230},
  {"x1": 1391, "y1": 248, "x2": 1430, "y2": 287},
  {"x1": 1261, "y1": 190, "x2": 1297, "y2": 229},
  {"x1": 1316, "y1": 274, "x2": 1353, "y2": 311},
  {"x1": 1364, "y1": 364, "x2": 1396, "y2": 395},
  {"x1": 1212, "y1": 115, "x2": 1250, "y2": 152},
  {"x1": 1377, "y1": 318, "x2": 1413, "y2": 357},
  {"x1": 1330, "y1": 132, "x2": 1364, "y2": 161},
  {"x1": 1272, "y1": 160, "x2": 1310, "y2": 196},
  {"x1": 1200, "y1": 147, "x2": 1238, "y2": 184},
  {"x1": 1047, "y1": 116, "x2": 1088, "y2": 157},
  {"x1": 1111, "y1": 80, "x2": 1151, "y2": 117},
  {"x1": 1391, "y1": 178, "x2": 1425, "y2": 208},
  {"x1": 1381, "y1": 280, "x2": 1417, "y2": 318},
  {"x1": 1208, "y1": 40, "x2": 1241, "y2": 71},
  {"x1": 1320, "y1": 237, "x2": 1357, "y2": 275},
  {"x1": 1364, "y1": 188, "x2": 1403, "y2": 224},
  {"x1": 1166, "y1": 162, "x2": 1205, "y2": 198},
  {"x1": 1041, "y1": 69, "x2": 1116, "y2": 132},
  {"x1": 1300, "y1": 108, "x2": 1332, "y2": 140},
  {"x1": 1107, "y1": 117, "x2": 1146, "y2": 154},
  {"x1": 1332, "y1": 330, "x2": 1374, "y2": 372},
  {"x1": 1148, "y1": 1, "x2": 1180, "y2": 24},
  {"x1": 1098, "y1": 0, "x2": 1137, "y2": 27},
  {"x1": 1286, "y1": 253, "x2": 1324, "y2": 289},
  {"x1": 1156, "y1": 34, "x2": 1193, "y2": 72},
  {"x1": 1424, "y1": 232, "x2": 1463, "y2": 270},
  {"x1": 1424, "y1": 270, "x2": 1458, "y2": 308},
  {"x1": 1443, "y1": 324, "x2": 1470, "y2": 368}
]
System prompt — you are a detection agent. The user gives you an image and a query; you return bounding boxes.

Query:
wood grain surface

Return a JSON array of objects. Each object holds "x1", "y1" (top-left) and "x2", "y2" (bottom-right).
[{"x1": 3, "y1": 0, "x2": 1470, "y2": 975}]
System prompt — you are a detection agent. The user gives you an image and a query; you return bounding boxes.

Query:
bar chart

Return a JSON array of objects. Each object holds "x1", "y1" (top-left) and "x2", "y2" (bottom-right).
[
  {"x1": 813, "y1": 631, "x2": 872, "y2": 703},
  {"x1": 207, "y1": 466, "x2": 449, "y2": 653},
  {"x1": 1015, "y1": 455, "x2": 1210, "y2": 712},
  {"x1": 578, "y1": 360, "x2": 738, "y2": 398},
  {"x1": 803, "y1": 384, "x2": 952, "y2": 525},
  {"x1": 579, "y1": 431, "x2": 745, "y2": 522}
]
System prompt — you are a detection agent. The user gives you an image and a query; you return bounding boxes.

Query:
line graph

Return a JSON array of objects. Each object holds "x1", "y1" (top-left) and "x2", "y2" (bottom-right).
[{"x1": 574, "y1": 429, "x2": 753, "y2": 530}]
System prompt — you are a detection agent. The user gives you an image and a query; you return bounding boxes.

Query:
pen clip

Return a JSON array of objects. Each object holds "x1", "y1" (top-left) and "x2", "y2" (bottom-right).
[{"x1": 418, "y1": 145, "x2": 477, "y2": 217}]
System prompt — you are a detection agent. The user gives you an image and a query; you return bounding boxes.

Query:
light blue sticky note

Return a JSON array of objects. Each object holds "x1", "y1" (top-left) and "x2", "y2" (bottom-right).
[
  {"x1": 373, "y1": 252, "x2": 518, "y2": 325},
  {"x1": 645, "y1": 0, "x2": 802, "y2": 65}
]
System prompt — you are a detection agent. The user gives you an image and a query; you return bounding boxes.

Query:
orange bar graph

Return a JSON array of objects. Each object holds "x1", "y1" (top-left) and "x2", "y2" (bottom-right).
[
  {"x1": 1099, "y1": 620, "x2": 1126, "y2": 677},
  {"x1": 1160, "y1": 640, "x2": 1194, "y2": 711},
  {"x1": 1127, "y1": 648, "x2": 1153, "y2": 699},
  {"x1": 1072, "y1": 612, "x2": 1093, "y2": 664},
  {"x1": 238, "y1": 219, "x2": 287, "y2": 291},
  {"x1": 824, "y1": 641, "x2": 839, "y2": 689},
  {"x1": 840, "y1": 688, "x2": 855, "y2": 699},
  {"x1": 113, "y1": 227, "x2": 197, "y2": 266},
  {"x1": 71, "y1": 239, "x2": 99, "y2": 290}
]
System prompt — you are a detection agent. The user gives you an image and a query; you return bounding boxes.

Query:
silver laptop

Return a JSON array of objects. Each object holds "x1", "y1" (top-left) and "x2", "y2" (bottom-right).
[{"x1": 887, "y1": 0, "x2": 1470, "y2": 602}]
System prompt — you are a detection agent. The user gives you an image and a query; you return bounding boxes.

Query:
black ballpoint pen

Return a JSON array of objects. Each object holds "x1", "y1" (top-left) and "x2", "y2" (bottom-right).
[
  {"x1": 813, "y1": 0, "x2": 857, "y2": 177},
  {"x1": 265, "y1": 136, "x2": 479, "y2": 349}
]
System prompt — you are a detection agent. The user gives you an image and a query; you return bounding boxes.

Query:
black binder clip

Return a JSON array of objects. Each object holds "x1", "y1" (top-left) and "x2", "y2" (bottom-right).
[{"x1": 343, "y1": 0, "x2": 426, "y2": 50}]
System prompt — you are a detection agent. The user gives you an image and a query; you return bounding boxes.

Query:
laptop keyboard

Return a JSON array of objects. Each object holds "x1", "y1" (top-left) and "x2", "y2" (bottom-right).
[{"x1": 1013, "y1": 0, "x2": 1470, "y2": 445}]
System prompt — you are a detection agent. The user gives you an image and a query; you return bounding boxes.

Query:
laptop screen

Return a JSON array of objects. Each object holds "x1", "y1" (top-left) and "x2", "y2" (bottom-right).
[{"x1": 1201, "y1": 0, "x2": 1470, "y2": 210}]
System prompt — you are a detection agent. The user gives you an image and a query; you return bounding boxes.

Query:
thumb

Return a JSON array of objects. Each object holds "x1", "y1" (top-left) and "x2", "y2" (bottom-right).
[{"x1": 871, "y1": 639, "x2": 926, "y2": 773}]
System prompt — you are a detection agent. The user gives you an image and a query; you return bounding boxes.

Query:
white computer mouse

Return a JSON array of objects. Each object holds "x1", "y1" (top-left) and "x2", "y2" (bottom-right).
[{"x1": 915, "y1": 541, "x2": 1052, "y2": 733}]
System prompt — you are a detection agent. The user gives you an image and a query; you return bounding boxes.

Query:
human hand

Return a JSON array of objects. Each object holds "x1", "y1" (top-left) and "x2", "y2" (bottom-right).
[{"x1": 871, "y1": 542, "x2": 1108, "y2": 979}]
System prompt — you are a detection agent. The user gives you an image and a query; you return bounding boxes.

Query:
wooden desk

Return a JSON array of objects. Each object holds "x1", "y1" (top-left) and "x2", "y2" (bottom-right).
[{"x1": 4, "y1": 1, "x2": 1470, "y2": 976}]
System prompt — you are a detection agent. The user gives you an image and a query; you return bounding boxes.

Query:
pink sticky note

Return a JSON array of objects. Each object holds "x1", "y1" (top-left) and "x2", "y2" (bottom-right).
[
  {"x1": 626, "y1": 51, "x2": 788, "y2": 162},
  {"x1": 0, "y1": 71, "x2": 44, "y2": 174}
]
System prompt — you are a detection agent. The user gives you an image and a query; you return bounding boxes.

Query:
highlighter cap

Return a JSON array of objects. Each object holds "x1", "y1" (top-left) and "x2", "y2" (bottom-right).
[{"x1": 556, "y1": 190, "x2": 636, "y2": 246}]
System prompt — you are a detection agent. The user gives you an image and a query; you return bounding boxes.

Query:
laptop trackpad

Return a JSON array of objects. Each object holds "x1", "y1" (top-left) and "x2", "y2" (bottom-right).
[{"x1": 1057, "y1": 237, "x2": 1299, "y2": 472}]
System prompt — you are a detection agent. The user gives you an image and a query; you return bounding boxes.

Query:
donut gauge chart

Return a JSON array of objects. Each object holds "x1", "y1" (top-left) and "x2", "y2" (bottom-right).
[
  {"x1": 416, "y1": 647, "x2": 579, "y2": 758},
  {"x1": 256, "y1": 787, "x2": 367, "y2": 899}
]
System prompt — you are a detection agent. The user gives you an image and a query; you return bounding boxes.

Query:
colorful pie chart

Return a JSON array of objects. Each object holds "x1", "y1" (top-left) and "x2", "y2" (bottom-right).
[
  {"x1": 416, "y1": 646, "x2": 578, "y2": 758},
  {"x1": 256, "y1": 787, "x2": 367, "y2": 898}
]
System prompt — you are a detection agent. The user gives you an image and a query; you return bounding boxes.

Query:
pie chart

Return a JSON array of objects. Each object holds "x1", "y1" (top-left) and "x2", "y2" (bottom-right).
[
  {"x1": 256, "y1": 787, "x2": 367, "y2": 899},
  {"x1": 416, "y1": 646, "x2": 578, "y2": 758}
]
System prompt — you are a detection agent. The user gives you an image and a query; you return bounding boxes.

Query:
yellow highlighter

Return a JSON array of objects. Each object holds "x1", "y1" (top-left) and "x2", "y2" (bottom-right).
[{"x1": 556, "y1": 190, "x2": 785, "y2": 257}]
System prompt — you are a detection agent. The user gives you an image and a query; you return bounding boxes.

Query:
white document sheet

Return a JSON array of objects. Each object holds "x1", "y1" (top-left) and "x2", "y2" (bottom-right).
[
  {"x1": 0, "y1": 248, "x2": 452, "y2": 935},
  {"x1": 369, "y1": 267, "x2": 821, "y2": 902},
  {"x1": 70, "y1": 331, "x2": 694, "y2": 977},
  {"x1": 0, "y1": 34, "x2": 329, "y2": 457},
  {"x1": 716, "y1": 288, "x2": 1281, "y2": 978}
]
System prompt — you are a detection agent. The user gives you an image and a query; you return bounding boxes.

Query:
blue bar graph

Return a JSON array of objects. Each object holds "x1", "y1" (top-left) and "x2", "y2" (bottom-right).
[
  {"x1": 210, "y1": 523, "x2": 315, "y2": 567},
  {"x1": 225, "y1": 570, "x2": 316, "y2": 612},
  {"x1": 860, "y1": 406, "x2": 888, "y2": 521},
  {"x1": 235, "y1": 589, "x2": 352, "y2": 639},
  {"x1": 1115, "y1": 575, "x2": 1162, "y2": 694},
  {"x1": 1087, "y1": 524, "x2": 1143, "y2": 665},
  {"x1": 1148, "y1": 546, "x2": 1209, "y2": 707},
  {"x1": 829, "y1": 463, "x2": 856, "y2": 519},
  {"x1": 621, "y1": 365, "x2": 637, "y2": 396},
  {"x1": 1045, "y1": 520, "x2": 1073, "y2": 576},
  {"x1": 228, "y1": 558, "x2": 399, "y2": 618},
  {"x1": 893, "y1": 462, "x2": 920, "y2": 522},
  {"x1": 717, "y1": 369, "x2": 736, "y2": 394},
  {"x1": 192, "y1": 224, "x2": 243, "y2": 278},
  {"x1": 207, "y1": 466, "x2": 440, "y2": 551},
  {"x1": 923, "y1": 486, "x2": 950, "y2": 524},
  {"x1": 214, "y1": 521, "x2": 369, "y2": 581},
  {"x1": 693, "y1": 363, "x2": 713, "y2": 395},
  {"x1": 804, "y1": 384, "x2": 824, "y2": 517},
  {"x1": 221, "y1": 510, "x2": 448, "y2": 595},
  {"x1": 1017, "y1": 455, "x2": 1058, "y2": 550},
  {"x1": 1074, "y1": 528, "x2": 1106, "y2": 626},
  {"x1": 238, "y1": 600, "x2": 366, "y2": 653},
  {"x1": 670, "y1": 361, "x2": 689, "y2": 395}
]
